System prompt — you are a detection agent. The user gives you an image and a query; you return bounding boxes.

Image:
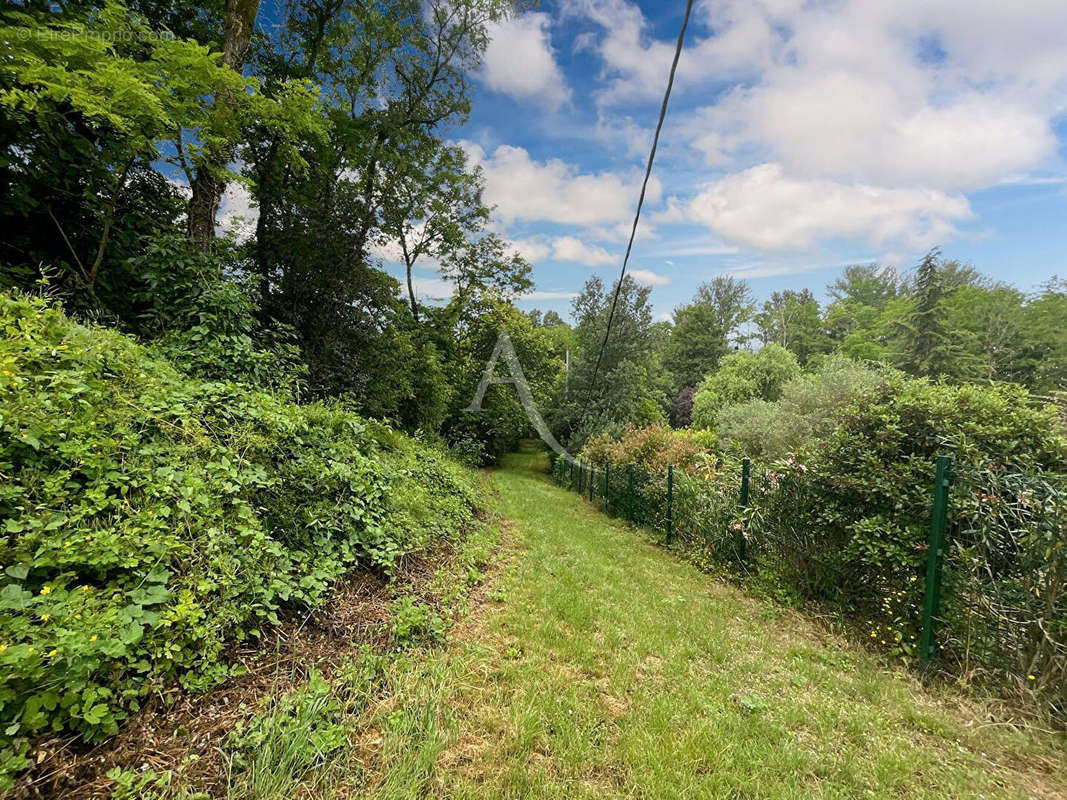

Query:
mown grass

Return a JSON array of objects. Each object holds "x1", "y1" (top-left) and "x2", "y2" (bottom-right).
[
  {"x1": 160, "y1": 443, "x2": 1065, "y2": 799},
  {"x1": 345, "y1": 443, "x2": 1066, "y2": 800}
]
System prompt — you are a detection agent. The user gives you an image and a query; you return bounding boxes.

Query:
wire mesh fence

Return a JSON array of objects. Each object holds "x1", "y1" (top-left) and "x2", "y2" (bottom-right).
[{"x1": 551, "y1": 453, "x2": 1066, "y2": 724}]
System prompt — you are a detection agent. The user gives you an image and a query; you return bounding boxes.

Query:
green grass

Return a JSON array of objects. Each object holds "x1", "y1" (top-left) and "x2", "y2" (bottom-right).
[{"x1": 345, "y1": 444, "x2": 1066, "y2": 800}]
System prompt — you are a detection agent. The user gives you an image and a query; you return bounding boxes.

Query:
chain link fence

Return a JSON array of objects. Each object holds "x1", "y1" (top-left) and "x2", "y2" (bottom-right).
[{"x1": 551, "y1": 454, "x2": 1066, "y2": 725}]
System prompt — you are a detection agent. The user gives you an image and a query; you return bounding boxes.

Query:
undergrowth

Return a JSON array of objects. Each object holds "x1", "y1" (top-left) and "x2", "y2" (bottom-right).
[{"x1": 0, "y1": 292, "x2": 483, "y2": 787}]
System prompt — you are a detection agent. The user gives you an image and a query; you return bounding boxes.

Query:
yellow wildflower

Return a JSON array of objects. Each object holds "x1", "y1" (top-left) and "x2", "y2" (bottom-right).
[
  {"x1": 89, "y1": 635, "x2": 97, "y2": 642},
  {"x1": 47, "y1": 649, "x2": 57, "y2": 658},
  {"x1": 40, "y1": 614, "x2": 50, "y2": 622},
  {"x1": 40, "y1": 586, "x2": 51, "y2": 595}
]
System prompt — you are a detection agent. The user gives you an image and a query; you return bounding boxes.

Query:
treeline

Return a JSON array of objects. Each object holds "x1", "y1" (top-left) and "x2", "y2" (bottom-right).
[
  {"x1": 546, "y1": 254, "x2": 1066, "y2": 451},
  {"x1": 4, "y1": 4, "x2": 1061, "y2": 464}
]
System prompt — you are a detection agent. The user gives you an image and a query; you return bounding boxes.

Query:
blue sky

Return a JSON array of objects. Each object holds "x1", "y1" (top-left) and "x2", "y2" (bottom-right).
[{"x1": 227, "y1": 0, "x2": 1067, "y2": 322}]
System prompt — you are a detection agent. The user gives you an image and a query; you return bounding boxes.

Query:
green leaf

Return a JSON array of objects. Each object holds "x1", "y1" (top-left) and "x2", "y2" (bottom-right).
[{"x1": 4, "y1": 565, "x2": 28, "y2": 581}]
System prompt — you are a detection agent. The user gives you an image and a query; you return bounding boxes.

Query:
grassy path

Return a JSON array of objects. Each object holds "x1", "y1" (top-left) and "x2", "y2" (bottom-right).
[{"x1": 359, "y1": 445, "x2": 1066, "y2": 799}]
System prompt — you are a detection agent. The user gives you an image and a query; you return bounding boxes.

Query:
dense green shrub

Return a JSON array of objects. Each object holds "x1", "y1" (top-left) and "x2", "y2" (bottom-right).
[
  {"x1": 0, "y1": 293, "x2": 480, "y2": 784},
  {"x1": 127, "y1": 235, "x2": 307, "y2": 394},
  {"x1": 753, "y1": 376, "x2": 1066, "y2": 713},
  {"x1": 756, "y1": 377, "x2": 1064, "y2": 603},
  {"x1": 691, "y1": 344, "x2": 799, "y2": 430}
]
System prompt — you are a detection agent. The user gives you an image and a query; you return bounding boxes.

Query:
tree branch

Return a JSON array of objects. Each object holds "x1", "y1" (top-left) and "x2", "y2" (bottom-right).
[{"x1": 87, "y1": 156, "x2": 134, "y2": 286}]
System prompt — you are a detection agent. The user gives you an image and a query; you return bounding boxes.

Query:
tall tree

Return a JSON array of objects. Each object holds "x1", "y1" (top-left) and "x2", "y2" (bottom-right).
[
  {"x1": 665, "y1": 276, "x2": 754, "y2": 388},
  {"x1": 242, "y1": 0, "x2": 508, "y2": 402},
  {"x1": 549, "y1": 275, "x2": 666, "y2": 447},
  {"x1": 1018, "y1": 278, "x2": 1067, "y2": 392},
  {"x1": 824, "y1": 264, "x2": 900, "y2": 358},
  {"x1": 186, "y1": 0, "x2": 262, "y2": 249},
  {"x1": 0, "y1": 1, "x2": 313, "y2": 302},
  {"x1": 828, "y1": 264, "x2": 899, "y2": 308},
  {"x1": 943, "y1": 285, "x2": 1025, "y2": 382},
  {"x1": 755, "y1": 289, "x2": 830, "y2": 365},
  {"x1": 899, "y1": 249, "x2": 956, "y2": 377},
  {"x1": 377, "y1": 144, "x2": 487, "y2": 320}
]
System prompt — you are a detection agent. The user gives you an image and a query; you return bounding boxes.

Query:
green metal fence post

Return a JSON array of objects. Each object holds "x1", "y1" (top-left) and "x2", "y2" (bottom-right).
[
  {"x1": 605, "y1": 463, "x2": 611, "y2": 514},
  {"x1": 626, "y1": 464, "x2": 634, "y2": 524},
  {"x1": 665, "y1": 465, "x2": 674, "y2": 544},
  {"x1": 588, "y1": 462, "x2": 594, "y2": 502},
  {"x1": 737, "y1": 458, "x2": 751, "y2": 564},
  {"x1": 920, "y1": 455, "x2": 954, "y2": 672}
]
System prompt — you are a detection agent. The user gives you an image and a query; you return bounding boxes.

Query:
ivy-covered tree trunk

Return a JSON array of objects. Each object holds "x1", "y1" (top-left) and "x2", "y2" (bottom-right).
[{"x1": 187, "y1": 0, "x2": 261, "y2": 250}]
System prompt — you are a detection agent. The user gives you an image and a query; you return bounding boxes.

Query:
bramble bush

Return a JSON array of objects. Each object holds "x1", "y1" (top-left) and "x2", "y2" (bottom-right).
[{"x1": 0, "y1": 292, "x2": 481, "y2": 785}]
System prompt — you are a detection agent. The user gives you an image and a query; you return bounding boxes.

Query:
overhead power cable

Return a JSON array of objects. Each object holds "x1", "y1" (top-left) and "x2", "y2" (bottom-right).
[{"x1": 589, "y1": 0, "x2": 694, "y2": 391}]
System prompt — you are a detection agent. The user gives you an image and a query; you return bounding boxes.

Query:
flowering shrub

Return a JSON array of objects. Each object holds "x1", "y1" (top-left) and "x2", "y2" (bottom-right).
[
  {"x1": 582, "y1": 423, "x2": 718, "y2": 476},
  {"x1": 0, "y1": 293, "x2": 481, "y2": 786}
]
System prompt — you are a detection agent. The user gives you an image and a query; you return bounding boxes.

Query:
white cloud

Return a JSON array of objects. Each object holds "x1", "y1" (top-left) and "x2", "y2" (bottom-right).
[
  {"x1": 629, "y1": 268, "x2": 670, "y2": 286},
  {"x1": 216, "y1": 181, "x2": 257, "y2": 242},
  {"x1": 565, "y1": 0, "x2": 784, "y2": 106},
  {"x1": 688, "y1": 163, "x2": 972, "y2": 251},
  {"x1": 650, "y1": 239, "x2": 739, "y2": 258},
  {"x1": 483, "y1": 13, "x2": 571, "y2": 110},
  {"x1": 647, "y1": 196, "x2": 689, "y2": 225},
  {"x1": 523, "y1": 290, "x2": 579, "y2": 300},
  {"x1": 996, "y1": 174, "x2": 1067, "y2": 187},
  {"x1": 409, "y1": 276, "x2": 454, "y2": 301},
  {"x1": 400, "y1": 272, "x2": 581, "y2": 306},
  {"x1": 564, "y1": 0, "x2": 1067, "y2": 254},
  {"x1": 461, "y1": 141, "x2": 661, "y2": 227},
  {"x1": 718, "y1": 78, "x2": 1056, "y2": 191},
  {"x1": 584, "y1": 219, "x2": 660, "y2": 244},
  {"x1": 166, "y1": 175, "x2": 191, "y2": 200},
  {"x1": 510, "y1": 235, "x2": 617, "y2": 267},
  {"x1": 593, "y1": 111, "x2": 651, "y2": 159},
  {"x1": 551, "y1": 236, "x2": 615, "y2": 266},
  {"x1": 718, "y1": 258, "x2": 878, "y2": 281},
  {"x1": 508, "y1": 237, "x2": 552, "y2": 262}
]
